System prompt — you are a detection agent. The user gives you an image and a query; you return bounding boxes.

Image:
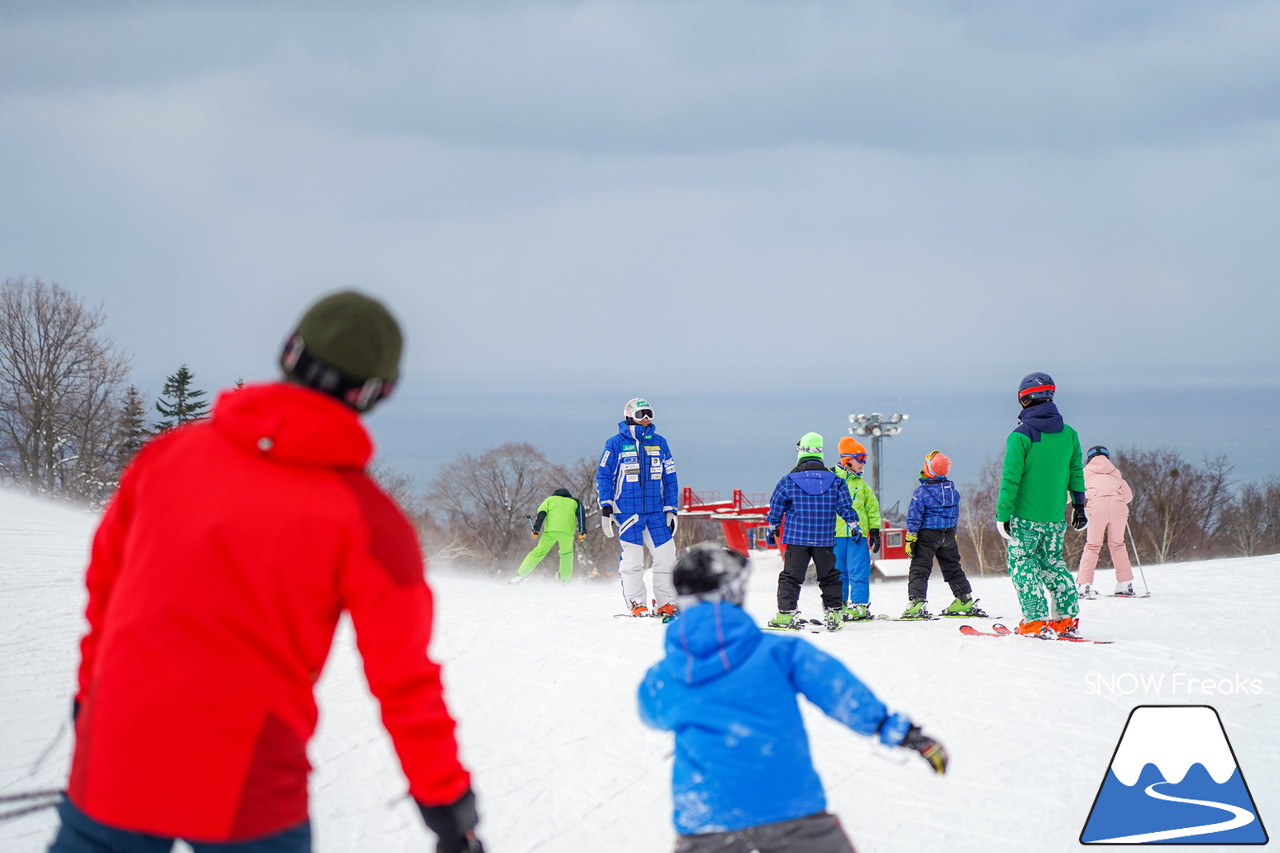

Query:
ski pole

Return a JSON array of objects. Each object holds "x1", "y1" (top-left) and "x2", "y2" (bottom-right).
[
  {"x1": 1125, "y1": 523, "x2": 1150, "y2": 594},
  {"x1": 0, "y1": 789, "x2": 62, "y2": 824}
]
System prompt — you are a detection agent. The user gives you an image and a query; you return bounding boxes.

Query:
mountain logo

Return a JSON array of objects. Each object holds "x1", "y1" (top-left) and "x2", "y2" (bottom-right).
[{"x1": 1080, "y1": 705, "x2": 1268, "y2": 845}]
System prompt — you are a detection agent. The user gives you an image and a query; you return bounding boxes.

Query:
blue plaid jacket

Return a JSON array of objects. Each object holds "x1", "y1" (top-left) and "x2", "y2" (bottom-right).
[
  {"x1": 766, "y1": 462, "x2": 860, "y2": 547},
  {"x1": 906, "y1": 477, "x2": 961, "y2": 533}
]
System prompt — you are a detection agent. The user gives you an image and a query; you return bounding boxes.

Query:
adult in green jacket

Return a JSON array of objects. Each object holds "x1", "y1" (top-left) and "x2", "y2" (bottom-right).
[
  {"x1": 513, "y1": 488, "x2": 586, "y2": 583},
  {"x1": 996, "y1": 373, "x2": 1087, "y2": 637}
]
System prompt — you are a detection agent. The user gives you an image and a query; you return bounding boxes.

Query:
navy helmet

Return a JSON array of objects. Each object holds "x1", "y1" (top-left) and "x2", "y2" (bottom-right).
[{"x1": 1018, "y1": 372, "x2": 1056, "y2": 406}]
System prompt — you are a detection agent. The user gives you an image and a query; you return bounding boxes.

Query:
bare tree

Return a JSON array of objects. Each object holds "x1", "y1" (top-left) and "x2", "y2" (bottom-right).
[
  {"x1": 0, "y1": 277, "x2": 131, "y2": 502},
  {"x1": 424, "y1": 442, "x2": 561, "y2": 572},
  {"x1": 1119, "y1": 447, "x2": 1233, "y2": 563},
  {"x1": 957, "y1": 457, "x2": 1005, "y2": 575},
  {"x1": 1219, "y1": 479, "x2": 1280, "y2": 558}
]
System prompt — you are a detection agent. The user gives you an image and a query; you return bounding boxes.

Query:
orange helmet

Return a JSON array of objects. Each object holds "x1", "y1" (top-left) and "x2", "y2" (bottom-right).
[{"x1": 923, "y1": 450, "x2": 951, "y2": 479}]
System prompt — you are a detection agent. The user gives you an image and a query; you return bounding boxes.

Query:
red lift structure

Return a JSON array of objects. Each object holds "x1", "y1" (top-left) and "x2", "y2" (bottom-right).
[
  {"x1": 679, "y1": 487, "x2": 912, "y2": 578},
  {"x1": 678, "y1": 488, "x2": 774, "y2": 554}
]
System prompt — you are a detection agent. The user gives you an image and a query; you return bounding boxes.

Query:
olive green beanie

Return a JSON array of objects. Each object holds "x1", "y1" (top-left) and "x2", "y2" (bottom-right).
[{"x1": 282, "y1": 290, "x2": 402, "y2": 384}]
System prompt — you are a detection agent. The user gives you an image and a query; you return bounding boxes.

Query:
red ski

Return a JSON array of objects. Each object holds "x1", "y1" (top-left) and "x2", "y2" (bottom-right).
[{"x1": 959, "y1": 622, "x2": 1113, "y2": 644}]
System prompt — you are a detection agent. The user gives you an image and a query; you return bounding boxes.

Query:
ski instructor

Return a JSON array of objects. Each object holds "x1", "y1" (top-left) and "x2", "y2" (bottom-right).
[
  {"x1": 596, "y1": 397, "x2": 680, "y2": 619},
  {"x1": 52, "y1": 292, "x2": 485, "y2": 853}
]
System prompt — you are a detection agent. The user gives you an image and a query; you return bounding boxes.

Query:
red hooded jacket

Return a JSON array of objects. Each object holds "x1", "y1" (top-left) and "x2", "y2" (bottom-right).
[{"x1": 69, "y1": 382, "x2": 470, "y2": 841}]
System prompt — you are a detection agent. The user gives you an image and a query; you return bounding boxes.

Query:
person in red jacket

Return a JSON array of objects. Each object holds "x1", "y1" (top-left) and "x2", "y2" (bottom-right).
[{"x1": 50, "y1": 292, "x2": 485, "y2": 853}]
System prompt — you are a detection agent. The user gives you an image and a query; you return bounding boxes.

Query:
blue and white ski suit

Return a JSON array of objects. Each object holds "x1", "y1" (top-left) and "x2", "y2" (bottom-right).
[{"x1": 597, "y1": 420, "x2": 680, "y2": 608}]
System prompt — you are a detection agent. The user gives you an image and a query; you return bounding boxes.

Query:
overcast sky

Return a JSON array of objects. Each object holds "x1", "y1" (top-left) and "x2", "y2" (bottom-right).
[{"x1": 3, "y1": 0, "x2": 1278, "y2": 418}]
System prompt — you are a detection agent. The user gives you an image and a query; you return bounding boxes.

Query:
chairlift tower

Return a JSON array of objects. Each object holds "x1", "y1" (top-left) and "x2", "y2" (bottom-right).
[{"x1": 848, "y1": 412, "x2": 908, "y2": 499}]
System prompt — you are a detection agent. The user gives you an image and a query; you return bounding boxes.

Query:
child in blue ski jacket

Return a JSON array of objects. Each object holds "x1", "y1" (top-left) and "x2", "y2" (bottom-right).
[
  {"x1": 901, "y1": 451, "x2": 984, "y2": 619},
  {"x1": 638, "y1": 544, "x2": 948, "y2": 853},
  {"x1": 764, "y1": 433, "x2": 860, "y2": 632},
  {"x1": 596, "y1": 397, "x2": 680, "y2": 618}
]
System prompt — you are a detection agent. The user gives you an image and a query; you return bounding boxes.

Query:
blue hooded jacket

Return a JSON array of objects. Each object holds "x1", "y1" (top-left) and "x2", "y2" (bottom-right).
[
  {"x1": 596, "y1": 420, "x2": 679, "y2": 545},
  {"x1": 765, "y1": 462, "x2": 860, "y2": 547},
  {"x1": 906, "y1": 478, "x2": 961, "y2": 533},
  {"x1": 638, "y1": 601, "x2": 910, "y2": 835}
]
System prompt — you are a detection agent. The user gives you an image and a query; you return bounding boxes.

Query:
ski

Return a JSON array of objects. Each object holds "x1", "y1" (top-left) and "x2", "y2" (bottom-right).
[
  {"x1": 938, "y1": 612, "x2": 1002, "y2": 620},
  {"x1": 763, "y1": 618, "x2": 824, "y2": 634},
  {"x1": 875, "y1": 614, "x2": 941, "y2": 622},
  {"x1": 959, "y1": 622, "x2": 1114, "y2": 644},
  {"x1": 1103, "y1": 593, "x2": 1151, "y2": 598}
]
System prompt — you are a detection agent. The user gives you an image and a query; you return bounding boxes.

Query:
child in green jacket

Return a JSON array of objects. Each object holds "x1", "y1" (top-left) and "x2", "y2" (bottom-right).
[{"x1": 831, "y1": 437, "x2": 882, "y2": 620}]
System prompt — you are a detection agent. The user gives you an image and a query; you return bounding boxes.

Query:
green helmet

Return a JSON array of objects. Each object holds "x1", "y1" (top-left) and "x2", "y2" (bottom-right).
[{"x1": 796, "y1": 432, "x2": 824, "y2": 461}]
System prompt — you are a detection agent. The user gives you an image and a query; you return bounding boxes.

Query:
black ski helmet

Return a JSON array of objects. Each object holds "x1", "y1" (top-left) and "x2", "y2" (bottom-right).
[
  {"x1": 1018, "y1": 372, "x2": 1055, "y2": 407},
  {"x1": 673, "y1": 543, "x2": 751, "y2": 607},
  {"x1": 1086, "y1": 446, "x2": 1111, "y2": 462}
]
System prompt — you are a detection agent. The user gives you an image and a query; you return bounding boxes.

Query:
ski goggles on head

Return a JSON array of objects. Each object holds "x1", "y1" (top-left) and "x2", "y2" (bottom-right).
[
  {"x1": 842, "y1": 453, "x2": 868, "y2": 464},
  {"x1": 632, "y1": 408, "x2": 654, "y2": 420}
]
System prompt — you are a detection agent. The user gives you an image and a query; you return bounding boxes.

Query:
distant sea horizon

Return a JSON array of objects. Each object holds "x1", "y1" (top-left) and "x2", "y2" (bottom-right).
[{"x1": 371, "y1": 381, "x2": 1280, "y2": 516}]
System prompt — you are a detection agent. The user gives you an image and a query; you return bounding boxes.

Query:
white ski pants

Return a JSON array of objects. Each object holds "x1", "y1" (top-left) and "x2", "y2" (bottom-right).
[{"x1": 619, "y1": 527, "x2": 677, "y2": 609}]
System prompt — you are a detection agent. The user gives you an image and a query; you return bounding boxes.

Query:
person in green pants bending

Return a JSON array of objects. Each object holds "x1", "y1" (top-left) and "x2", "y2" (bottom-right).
[{"x1": 512, "y1": 488, "x2": 587, "y2": 583}]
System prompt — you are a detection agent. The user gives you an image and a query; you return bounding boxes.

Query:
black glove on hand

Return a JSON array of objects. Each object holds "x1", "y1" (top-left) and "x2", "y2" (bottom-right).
[
  {"x1": 418, "y1": 788, "x2": 485, "y2": 853},
  {"x1": 868, "y1": 529, "x2": 881, "y2": 554},
  {"x1": 600, "y1": 505, "x2": 613, "y2": 517},
  {"x1": 1071, "y1": 504, "x2": 1088, "y2": 531},
  {"x1": 900, "y1": 724, "x2": 948, "y2": 775}
]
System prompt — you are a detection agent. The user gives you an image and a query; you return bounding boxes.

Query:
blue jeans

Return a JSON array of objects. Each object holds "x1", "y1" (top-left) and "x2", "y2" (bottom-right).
[
  {"x1": 832, "y1": 536, "x2": 870, "y2": 605},
  {"x1": 49, "y1": 798, "x2": 312, "y2": 853}
]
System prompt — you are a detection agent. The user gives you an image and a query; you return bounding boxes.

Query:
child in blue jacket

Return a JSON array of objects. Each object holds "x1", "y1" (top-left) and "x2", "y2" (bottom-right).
[
  {"x1": 638, "y1": 544, "x2": 948, "y2": 853},
  {"x1": 901, "y1": 451, "x2": 985, "y2": 619},
  {"x1": 764, "y1": 433, "x2": 861, "y2": 632}
]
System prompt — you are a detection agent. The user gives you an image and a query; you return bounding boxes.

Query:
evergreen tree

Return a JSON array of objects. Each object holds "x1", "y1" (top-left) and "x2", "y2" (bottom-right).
[
  {"x1": 116, "y1": 385, "x2": 150, "y2": 469},
  {"x1": 154, "y1": 365, "x2": 210, "y2": 432}
]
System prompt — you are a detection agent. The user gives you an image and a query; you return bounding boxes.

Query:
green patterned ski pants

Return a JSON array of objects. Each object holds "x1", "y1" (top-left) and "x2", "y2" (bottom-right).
[{"x1": 1007, "y1": 518, "x2": 1078, "y2": 621}]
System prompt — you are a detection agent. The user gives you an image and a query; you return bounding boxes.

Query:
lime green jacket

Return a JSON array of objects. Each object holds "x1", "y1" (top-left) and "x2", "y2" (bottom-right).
[
  {"x1": 996, "y1": 426, "x2": 1086, "y2": 523},
  {"x1": 831, "y1": 467, "x2": 880, "y2": 538},
  {"x1": 534, "y1": 494, "x2": 585, "y2": 535}
]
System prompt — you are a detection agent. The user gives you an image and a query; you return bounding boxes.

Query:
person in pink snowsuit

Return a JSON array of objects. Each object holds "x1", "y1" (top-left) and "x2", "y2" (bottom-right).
[{"x1": 1076, "y1": 446, "x2": 1135, "y2": 597}]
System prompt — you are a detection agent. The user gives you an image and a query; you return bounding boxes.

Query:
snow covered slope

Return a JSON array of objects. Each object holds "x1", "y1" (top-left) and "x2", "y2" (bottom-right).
[{"x1": 1, "y1": 488, "x2": 1276, "y2": 852}]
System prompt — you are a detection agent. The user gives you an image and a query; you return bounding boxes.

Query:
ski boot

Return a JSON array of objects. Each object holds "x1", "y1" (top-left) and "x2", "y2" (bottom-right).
[
  {"x1": 1078, "y1": 582, "x2": 1096, "y2": 600},
  {"x1": 1114, "y1": 581, "x2": 1135, "y2": 597},
  {"x1": 941, "y1": 596, "x2": 987, "y2": 617},
  {"x1": 842, "y1": 603, "x2": 872, "y2": 622},
  {"x1": 629, "y1": 600, "x2": 651, "y2": 617},
  {"x1": 1049, "y1": 617, "x2": 1081, "y2": 638},
  {"x1": 654, "y1": 602, "x2": 678, "y2": 623},
  {"x1": 900, "y1": 599, "x2": 930, "y2": 620},
  {"x1": 823, "y1": 608, "x2": 844, "y2": 632},
  {"x1": 1014, "y1": 619, "x2": 1053, "y2": 638},
  {"x1": 767, "y1": 610, "x2": 800, "y2": 629}
]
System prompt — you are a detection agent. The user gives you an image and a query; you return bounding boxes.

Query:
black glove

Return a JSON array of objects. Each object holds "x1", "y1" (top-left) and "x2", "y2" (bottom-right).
[
  {"x1": 418, "y1": 789, "x2": 485, "y2": 853},
  {"x1": 766, "y1": 525, "x2": 779, "y2": 545},
  {"x1": 868, "y1": 529, "x2": 881, "y2": 554},
  {"x1": 1071, "y1": 504, "x2": 1088, "y2": 531},
  {"x1": 900, "y1": 724, "x2": 948, "y2": 775},
  {"x1": 600, "y1": 505, "x2": 613, "y2": 517}
]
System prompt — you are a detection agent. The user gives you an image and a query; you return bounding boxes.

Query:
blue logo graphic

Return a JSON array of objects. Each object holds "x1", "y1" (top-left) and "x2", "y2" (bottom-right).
[{"x1": 1081, "y1": 705, "x2": 1268, "y2": 844}]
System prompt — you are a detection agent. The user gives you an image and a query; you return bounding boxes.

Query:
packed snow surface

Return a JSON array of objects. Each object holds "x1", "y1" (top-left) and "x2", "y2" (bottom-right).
[{"x1": 1, "y1": 488, "x2": 1276, "y2": 852}]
